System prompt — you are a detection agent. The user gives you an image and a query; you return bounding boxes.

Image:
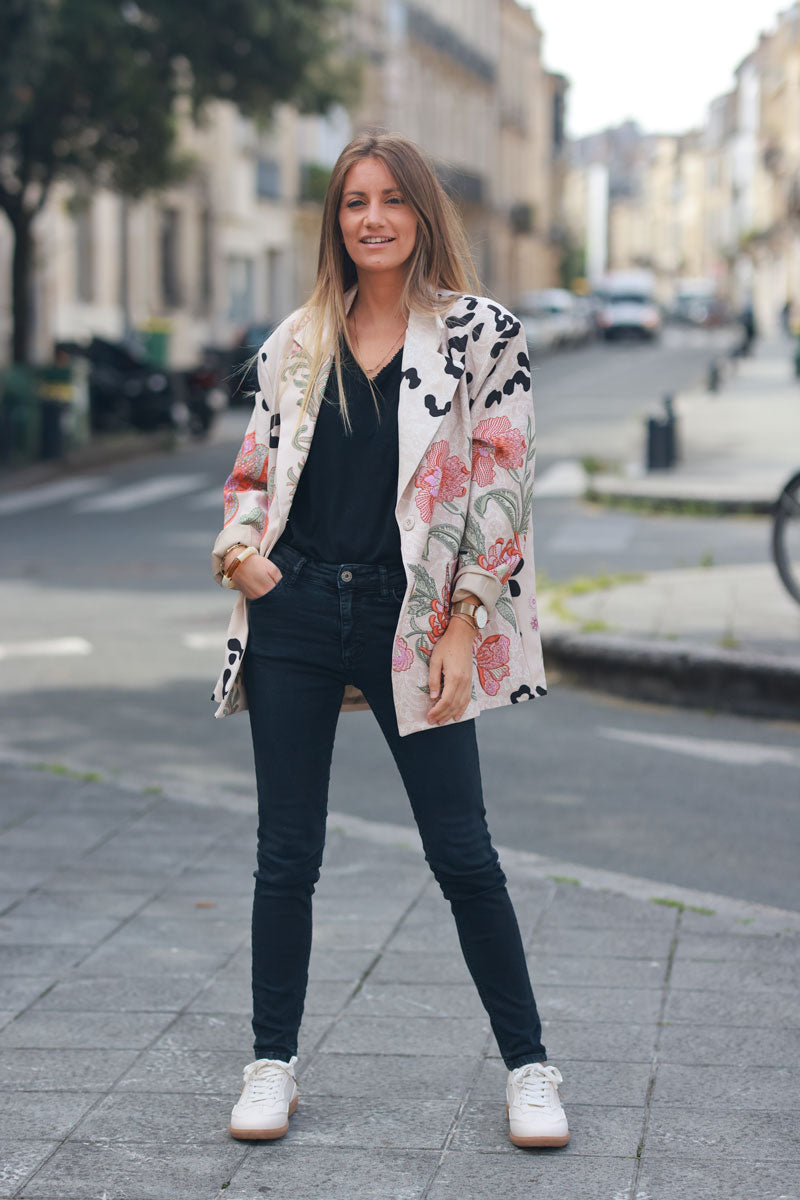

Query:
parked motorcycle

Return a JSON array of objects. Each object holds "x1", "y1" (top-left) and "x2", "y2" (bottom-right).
[{"x1": 56, "y1": 337, "x2": 227, "y2": 438}]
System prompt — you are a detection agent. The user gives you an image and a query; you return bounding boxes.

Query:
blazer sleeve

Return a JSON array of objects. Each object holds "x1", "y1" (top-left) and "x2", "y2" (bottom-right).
[
  {"x1": 451, "y1": 313, "x2": 535, "y2": 611},
  {"x1": 211, "y1": 336, "x2": 280, "y2": 585}
]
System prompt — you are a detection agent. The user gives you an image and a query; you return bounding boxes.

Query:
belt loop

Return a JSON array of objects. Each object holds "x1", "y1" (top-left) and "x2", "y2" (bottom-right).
[{"x1": 379, "y1": 564, "x2": 388, "y2": 597}]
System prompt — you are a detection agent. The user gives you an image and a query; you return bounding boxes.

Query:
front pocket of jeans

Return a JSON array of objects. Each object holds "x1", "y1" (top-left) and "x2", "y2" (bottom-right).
[{"x1": 250, "y1": 576, "x2": 286, "y2": 604}]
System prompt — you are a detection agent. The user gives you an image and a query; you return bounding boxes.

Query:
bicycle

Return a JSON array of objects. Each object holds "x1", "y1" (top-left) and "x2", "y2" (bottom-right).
[{"x1": 772, "y1": 470, "x2": 800, "y2": 605}]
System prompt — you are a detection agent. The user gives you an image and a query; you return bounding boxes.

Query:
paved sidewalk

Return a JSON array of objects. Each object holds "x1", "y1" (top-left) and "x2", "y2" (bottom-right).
[
  {"x1": 544, "y1": 339, "x2": 800, "y2": 717},
  {"x1": 1, "y1": 760, "x2": 798, "y2": 1200}
]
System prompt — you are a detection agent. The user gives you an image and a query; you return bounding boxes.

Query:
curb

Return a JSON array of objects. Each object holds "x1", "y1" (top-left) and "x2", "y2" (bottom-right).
[
  {"x1": 542, "y1": 630, "x2": 800, "y2": 721},
  {"x1": 584, "y1": 484, "x2": 774, "y2": 516}
]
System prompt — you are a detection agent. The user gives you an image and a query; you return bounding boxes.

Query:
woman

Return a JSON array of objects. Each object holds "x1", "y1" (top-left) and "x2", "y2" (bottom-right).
[{"x1": 211, "y1": 132, "x2": 568, "y2": 1149}]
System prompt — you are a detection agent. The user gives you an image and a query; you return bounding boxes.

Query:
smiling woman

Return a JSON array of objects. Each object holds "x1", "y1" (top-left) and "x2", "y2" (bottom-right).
[{"x1": 210, "y1": 131, "x2": 566, "y2": 1152}]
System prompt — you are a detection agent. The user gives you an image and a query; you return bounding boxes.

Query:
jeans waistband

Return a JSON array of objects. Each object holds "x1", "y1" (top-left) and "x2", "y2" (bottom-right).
[{"x1": 268, "y1": 541, "x2": 407, "y2": 596}]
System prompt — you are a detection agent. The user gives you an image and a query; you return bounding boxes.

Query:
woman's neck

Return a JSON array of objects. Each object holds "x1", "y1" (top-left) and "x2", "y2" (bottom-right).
[{"x1": 350, "y1": 270, "x2": 408, "y2": 329}]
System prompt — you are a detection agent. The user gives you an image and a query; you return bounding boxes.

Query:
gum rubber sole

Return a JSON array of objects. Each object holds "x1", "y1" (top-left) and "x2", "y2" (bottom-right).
[
  {"x1": 506, "y1": 1102, "x2": 570, "y2": 1148},
  {"x1": 229, "y1": 1093, "x2": 298, "y2": 1140}
]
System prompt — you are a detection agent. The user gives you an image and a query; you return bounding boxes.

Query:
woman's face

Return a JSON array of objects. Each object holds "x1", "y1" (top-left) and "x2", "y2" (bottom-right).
[{"x1": 338, "y1": 157, "x2": 418, "y2": 279}]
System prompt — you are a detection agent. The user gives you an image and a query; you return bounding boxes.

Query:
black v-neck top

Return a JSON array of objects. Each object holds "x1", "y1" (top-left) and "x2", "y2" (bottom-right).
[{"x1": 276, "y1": 340, "x2": 404, "y2": 564}]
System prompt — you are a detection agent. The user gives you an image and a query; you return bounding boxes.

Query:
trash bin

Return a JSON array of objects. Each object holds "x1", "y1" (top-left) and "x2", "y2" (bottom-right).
[
  {"x1": 138, "y1": 319, "x2": 172, "y2": 368},
  {"x1": 34, "y1": 365, "x2": 73, "y2": 460}
]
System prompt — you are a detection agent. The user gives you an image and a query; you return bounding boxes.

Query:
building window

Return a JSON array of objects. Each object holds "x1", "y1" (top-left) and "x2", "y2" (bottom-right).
[
  {"x1": 227, "y1": 255, "x2": 255, "y2": 325},
  {"x1": 160, "y1": 208, "x2": 182, "y2": 308},
  {"x1": 257, "y1": 157, "x2": 281, "y2": 200},
  {"x1": 198, "y1": 207, "x2": 212, "y2": 316}
]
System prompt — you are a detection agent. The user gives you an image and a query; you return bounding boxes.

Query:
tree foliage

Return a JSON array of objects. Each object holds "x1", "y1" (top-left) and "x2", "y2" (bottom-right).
[{"x1": 0, "y1": 0, "x2": 354, "y2": 359}]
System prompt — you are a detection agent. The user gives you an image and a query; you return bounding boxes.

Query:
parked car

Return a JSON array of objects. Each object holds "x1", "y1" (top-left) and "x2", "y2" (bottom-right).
[
  {"x1": 516, "y1": 289, "x2": 595, "y2": 354},
  {"x1": 593, "y1": 271, "x2": 662, "y2": 341}
]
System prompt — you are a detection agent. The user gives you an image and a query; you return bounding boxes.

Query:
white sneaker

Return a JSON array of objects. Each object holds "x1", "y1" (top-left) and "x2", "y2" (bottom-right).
[
  {"x1": 229, "y1": 1056, "x2": 299, "y2": 1140},
  {"x1": 506, "y1": 1062, "x2": 569, "y2": 1147}
]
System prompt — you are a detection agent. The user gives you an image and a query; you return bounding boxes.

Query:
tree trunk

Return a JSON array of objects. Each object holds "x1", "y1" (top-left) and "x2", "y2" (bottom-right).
[{"x1": 11, "y1": 210, "x2": 33, "y2": 364}]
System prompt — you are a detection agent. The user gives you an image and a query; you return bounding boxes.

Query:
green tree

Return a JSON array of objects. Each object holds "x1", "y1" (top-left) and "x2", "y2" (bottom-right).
[{"x1": 0, "y1": 0, "x2": 352, "y2": 362}]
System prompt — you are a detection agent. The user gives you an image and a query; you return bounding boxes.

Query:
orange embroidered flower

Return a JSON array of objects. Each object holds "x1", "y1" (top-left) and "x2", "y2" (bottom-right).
[
  {"x1": 414, "y1": 439, "x2": 469, "y2": 523},
  {"x1": 477, "y1": 533, "x2": 523, "y2": 583},
  {"x1": 475, "y1": 634, "x2": 511, "y2": 696},
  {"x1": 471, "y1": 416, "x2": 526, "y2": 487}
]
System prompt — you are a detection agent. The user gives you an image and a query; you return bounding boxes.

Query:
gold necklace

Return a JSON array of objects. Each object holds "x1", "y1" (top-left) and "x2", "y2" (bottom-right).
[{"x1": 353, "y1": 323, "x2": 407, "y2": 379}]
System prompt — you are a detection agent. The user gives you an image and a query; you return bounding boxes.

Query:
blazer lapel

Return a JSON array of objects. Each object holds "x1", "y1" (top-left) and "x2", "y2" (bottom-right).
[{"x1": 397, "y1": 306, "x2": 464, "y2": 501}]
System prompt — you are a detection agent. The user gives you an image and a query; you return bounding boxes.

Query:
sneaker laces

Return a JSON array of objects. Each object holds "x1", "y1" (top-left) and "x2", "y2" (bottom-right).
[
  {"x1": 240, "y1": 1059, "x2": 296, "y2": 1105},
  {"x1": 513, "y1": 1063, "x2": 563, "y2": 1107}
]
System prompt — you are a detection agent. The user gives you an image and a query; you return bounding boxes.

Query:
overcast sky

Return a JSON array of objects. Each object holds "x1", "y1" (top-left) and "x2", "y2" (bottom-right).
[{"x1": 522, "y1": 0, "x2": 786, "y2": 137}]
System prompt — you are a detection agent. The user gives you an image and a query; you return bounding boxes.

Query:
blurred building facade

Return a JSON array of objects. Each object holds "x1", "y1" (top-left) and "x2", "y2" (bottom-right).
[
  {"x1": 0, "y1": 0, "x2": 569, "y2": 367},
  {"x1": 562, "y1": 4, "x2": 800, "y2": 331}
]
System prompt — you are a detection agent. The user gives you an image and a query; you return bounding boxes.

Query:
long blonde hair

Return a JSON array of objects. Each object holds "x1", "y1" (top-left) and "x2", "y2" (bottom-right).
[{"x1": 294, "y1": 131, "x2": 480, "y2": 428}]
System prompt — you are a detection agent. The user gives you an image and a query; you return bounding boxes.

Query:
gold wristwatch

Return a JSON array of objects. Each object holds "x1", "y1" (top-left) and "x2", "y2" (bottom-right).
[{"x1": 450, "y1": 600, "x2": 488, "y2": 630}]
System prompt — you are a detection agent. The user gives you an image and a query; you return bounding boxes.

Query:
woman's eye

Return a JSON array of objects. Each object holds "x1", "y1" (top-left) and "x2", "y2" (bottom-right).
[
  {"x1": 387, "y1": 196, "x2": 403, "y2": 205},
  {"x1": 346, "y1": 199, "x2": 364, "y2": 208}
]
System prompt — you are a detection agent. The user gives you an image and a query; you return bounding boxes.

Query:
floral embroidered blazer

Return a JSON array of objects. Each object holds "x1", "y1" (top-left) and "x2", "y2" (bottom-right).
[{"x1": 211, "y1": 289, "x2": 546, "y2": 736}]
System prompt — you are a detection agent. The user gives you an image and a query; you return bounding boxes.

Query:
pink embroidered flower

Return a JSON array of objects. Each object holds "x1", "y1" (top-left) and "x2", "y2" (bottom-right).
[
  {"x1": 427, "y1": 564, "x2": 454, "y2": 647},
  {"x1": 471, "y1": 416, "x2": 526, "y2": 487},
  {"x1": 392, "y1": 636, "x2": 414, "y2": 672},
  {"x1": 414, "y1": 439, "x2": 469, "y2": 523},
  {"x1": 477, "y1": 533, "x2": 523, "y2": 583},
  {"x1": 529, "y1": 596, "x2": 539, "y2": 632},
  {"x1": 475, "y1": 634, "x2": 511, "y2": 696},
  {"x1": 228, "y1": 431, "x2": 270, "y2": 491}
]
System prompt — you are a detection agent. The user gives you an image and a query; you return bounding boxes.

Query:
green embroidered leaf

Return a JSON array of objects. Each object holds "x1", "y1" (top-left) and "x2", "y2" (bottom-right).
[
  {"x1": 463, "y1": 510, "x2": 486, "y2": 557},
  {"x1": 495, "y1": 596, "x2": 518, "y2": 631},
  {"x1": 407, "y1": 562, "x2": 438, "y2": 602},
  {"x1": 426, "y1": 524, "x2": 463, "y2": 556},
  {"x1": 481, "y1": 488, "x2": 520, "y2": 530},
  {"x1": 441, "y1": 500, "x2": 461, "y2": 514}
]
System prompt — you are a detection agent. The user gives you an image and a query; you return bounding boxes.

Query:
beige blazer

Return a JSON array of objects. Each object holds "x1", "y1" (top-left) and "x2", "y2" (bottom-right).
[{"x1": 211, "y1": 288, "x2": 546, "y2": 736}]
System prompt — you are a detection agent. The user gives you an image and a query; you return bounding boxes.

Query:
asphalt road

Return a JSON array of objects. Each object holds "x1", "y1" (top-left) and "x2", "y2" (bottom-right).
[{"x1": 1, "y1": 330, "x2": 797, "y2": 911}]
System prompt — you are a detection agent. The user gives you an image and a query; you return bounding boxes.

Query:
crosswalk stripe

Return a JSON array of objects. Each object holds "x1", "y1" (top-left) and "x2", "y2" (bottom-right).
[
  {"x1": 0, "y1": 637, "x2": 92, "y2": 661},
  {"x1": 183, "y1": 632, "x2": 225, "y2": 650},
  {"x1": 195, "y1": 487, "x2": 225, "y2": 508},
  {"x1": 74, "y1": 474, "x2": 208, "y2": 513},
  {"x1": 598, "y1": 726, "x2": 800, "y2": 768},
  {"x1": 0, "y1": 477, "x2": 107, "y2": 517}
]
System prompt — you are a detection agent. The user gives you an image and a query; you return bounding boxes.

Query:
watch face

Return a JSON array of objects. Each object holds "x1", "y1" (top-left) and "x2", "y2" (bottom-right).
[{"x1": 475, "y1": 605, "x2": 488, "y2": 628}]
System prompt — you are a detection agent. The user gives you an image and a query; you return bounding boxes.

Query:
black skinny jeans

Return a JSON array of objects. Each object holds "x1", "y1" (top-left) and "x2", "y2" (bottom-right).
[{"x1": 241, "y1": 541, "x2": 546, "y2": 1070}]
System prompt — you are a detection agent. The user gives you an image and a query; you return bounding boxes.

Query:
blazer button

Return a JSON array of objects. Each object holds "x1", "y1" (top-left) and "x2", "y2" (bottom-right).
[{"x1": 402, "y1": 516, "x2": 415, "y2": 531}]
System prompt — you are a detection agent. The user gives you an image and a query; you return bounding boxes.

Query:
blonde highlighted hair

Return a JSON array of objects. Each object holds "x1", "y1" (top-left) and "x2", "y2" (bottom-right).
[{"x1": 294, "y1": 131, "x2": 480, "y2": 428}]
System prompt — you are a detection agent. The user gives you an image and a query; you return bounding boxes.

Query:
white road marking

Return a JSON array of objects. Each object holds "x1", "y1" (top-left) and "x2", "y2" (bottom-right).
[
  {"x1": 194, "y1": 488, "x2": 225, "y2": 508},
  {"x1": 0, "y1": 477, "x2": 107, "y2": 516},
  {"x1": 0, "y1": 637, "x2": 92, "y2": 661},
  {"x1": 74, "y1": 474, "x2": 208, "y2": 513},
  {"x1": 598, "y1": 726, "x2": 800, "y2": 768},
  {"x1": 182, "y1": 632, "x2": 225, "y2": 650},
  {"x1": 535, "y1": 460, "x2": 587, "y2": 498}
]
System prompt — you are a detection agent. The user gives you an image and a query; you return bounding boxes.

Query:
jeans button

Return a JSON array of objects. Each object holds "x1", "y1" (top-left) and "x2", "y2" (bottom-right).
[{"x1": 340, "y1": 569, "x2": 353, "y2": 583}]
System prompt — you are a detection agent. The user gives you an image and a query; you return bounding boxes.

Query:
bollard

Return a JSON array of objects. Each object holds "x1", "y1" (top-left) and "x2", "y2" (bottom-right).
[
  {"x1": 645, "y1": 394, "x2": 679, "y2": 471},
  {"x1": 707, "y1": 360, "x2": 721, "y2": 392}
]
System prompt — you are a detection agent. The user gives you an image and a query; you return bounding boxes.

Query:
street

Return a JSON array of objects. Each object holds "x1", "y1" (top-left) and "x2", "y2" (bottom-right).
[{"x1": 2, "y1": 331, "x2": 796, "y2": 913}]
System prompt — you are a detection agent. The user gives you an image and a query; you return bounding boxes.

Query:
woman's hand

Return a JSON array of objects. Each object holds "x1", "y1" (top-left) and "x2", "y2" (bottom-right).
[
  {"x1": 223, "y1": 549, "x2": 283, "y2": 600},
  {"x1": 427, "y1": 617, "x2": 476, "y2": 725}
]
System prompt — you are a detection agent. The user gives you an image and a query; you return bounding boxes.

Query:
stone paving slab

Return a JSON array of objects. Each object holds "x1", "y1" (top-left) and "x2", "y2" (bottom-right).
[
  {"x1": 35, "y1": 972, "x2": 209, "y2": 1013},
  {"x1": 471, "y1": 1056, "x2": 652, "y2": 1109},
  {"x1": 425, "y1": 1153, "x2": 635, "y2": 1200},
  {"x1": 635, "y1": 1157, "x2": 800, "y2": 1200},
  {"x1": 0, "y1": 1048, "x2": 139, "y2": 1092},
  {"x1": 529, "y1": 953, "x2": 666, "y2": 988},
  {"x1": 15, "y1": 1141, "x2": 247, "y2": 1199},
  {"x1": 222, "y1": 1146, "x2": 440, "y2": 1200},
  {"x1": 0, "y1": 1091, "x2": 101, "y2": 1141},
  {"x1": 652, "y1": 1063, "x2": 800, "y2": 1108},
  {"x1": 534, "y1": 1019, "x2": 658, "y2": 1064},
  {"x1": 658, "y1": 1023, "x2": 800, "y2": 1067},
  {"x1": 321, "y1": 1014, "x2": 491, "y2": 1058},
  {"x1": 673, "y1": 931, "x2": 800, "y2": 963},
  {"x1": 0, "y1": 1143, "x2": 60, "y2": 1200},
  {"x1": 346, "y1": 981, "x2": 484, "y2": 1019},
  {"x1": 264, "y1": 1093, "x2": 459, "y2": 1150},
  {"x1": 670, "y1": 959, "x2": 800, "y2": 991},
  {"x1": 644, "y1": 1108, "x2": 800, "y2": 1160},
  {"x1": 0, "y1": 1009, "x2": 175, "y2": 1050},
  {"x1": 297, "y1": 1052, "x2": 476, "y2": 1099},
  {"x1": 664, "y1": 987, "x2": 800, "y2": 1027}
]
